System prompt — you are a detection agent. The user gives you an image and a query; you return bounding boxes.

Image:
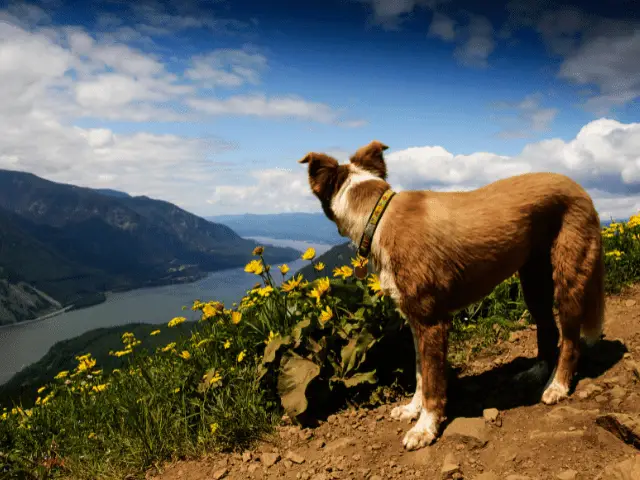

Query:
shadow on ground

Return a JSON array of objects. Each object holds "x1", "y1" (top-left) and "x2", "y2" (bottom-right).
[{"x1": 447, "y1": 338, "x2": 627, "y2": 419}]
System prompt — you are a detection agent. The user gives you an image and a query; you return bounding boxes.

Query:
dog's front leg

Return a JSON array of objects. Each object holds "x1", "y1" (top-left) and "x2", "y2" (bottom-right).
[
  {"x1": 390, "y1": 322, "x2": 422, "y2": 421},
  {"x1": 402, "y1": 317, "x2": 449, "y2": 451}
]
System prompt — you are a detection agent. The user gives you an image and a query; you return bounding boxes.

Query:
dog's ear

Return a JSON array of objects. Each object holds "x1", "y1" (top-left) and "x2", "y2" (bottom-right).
[
  {"x1": 299, "y1": 152, "x2": 340, "y2": 198},
  {"x1": 350, "y1": 140, "x2": 388, "y2": 179}
]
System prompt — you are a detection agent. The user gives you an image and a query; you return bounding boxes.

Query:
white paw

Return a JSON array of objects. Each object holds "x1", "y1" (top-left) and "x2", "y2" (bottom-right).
[
  {"x1": 402, "y1": 424, "x2": 436, "y2": 450},
  {"x1": 401, "y1": 408, "x2": 439, "y2": 451},
  {"x1": 514, "y1": 361, "x2": 550, "y2": 384},
  {"x1": 390, "y1": 402, "x2": 421, "y2": 422},
  {"x1": 541, "y1": 381, "x2": 569, "y2": 405}
]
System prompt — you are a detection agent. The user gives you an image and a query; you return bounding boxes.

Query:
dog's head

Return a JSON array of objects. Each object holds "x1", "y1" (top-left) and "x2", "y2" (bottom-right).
[{"x1": 298, "y1": 140, "x2": 390, "y2": 228}]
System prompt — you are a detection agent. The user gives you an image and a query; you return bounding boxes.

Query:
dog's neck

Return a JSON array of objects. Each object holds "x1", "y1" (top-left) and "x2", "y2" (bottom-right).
[{"x1": 331, "y1": 166, "x2": 390, "y2": 249}]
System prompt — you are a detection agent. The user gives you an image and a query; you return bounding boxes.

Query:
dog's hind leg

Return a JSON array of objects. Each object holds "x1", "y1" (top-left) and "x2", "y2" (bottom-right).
[
  {"x1": 402, "y1": 317, "x2": 449, "y2": 450},
  {"x1": 390, "y1": 322, "x2": 422, "y2": 421},
  {"x1": 542, "y1": 209, "x2": 604, "y2": 405},
  {"x1": 513, "y1": 251, "x2": 559, "y2": 384}
]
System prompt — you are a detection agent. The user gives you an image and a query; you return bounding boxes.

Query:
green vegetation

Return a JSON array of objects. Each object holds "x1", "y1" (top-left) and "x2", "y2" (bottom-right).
[{"x1": 2, "y1": 213, "x2": 639, "y2": 479}]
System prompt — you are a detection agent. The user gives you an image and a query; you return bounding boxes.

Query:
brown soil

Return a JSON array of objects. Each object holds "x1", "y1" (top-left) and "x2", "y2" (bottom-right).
[{"x1": 148, "y1": 285, "x2": 640, "y2": 480}]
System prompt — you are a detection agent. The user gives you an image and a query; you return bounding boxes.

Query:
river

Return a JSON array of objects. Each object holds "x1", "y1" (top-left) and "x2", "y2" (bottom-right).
[{"x1": 0, "y1": 237, "x2": 335, "y2": 385}]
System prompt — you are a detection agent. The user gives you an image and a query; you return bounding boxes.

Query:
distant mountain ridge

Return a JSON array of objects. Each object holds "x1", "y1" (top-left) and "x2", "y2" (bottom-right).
[
  {"x1": 0, "y1": 169, "x2": 299, "y2": 325},
  {"x1": 208, "y1": 212, "x2": 345, "y2": 244}
]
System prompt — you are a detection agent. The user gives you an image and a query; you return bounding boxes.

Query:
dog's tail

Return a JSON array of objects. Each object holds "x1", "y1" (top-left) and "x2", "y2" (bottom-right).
[{"x1": 581, "y1": 237, "x2": 605, "y2": 346}]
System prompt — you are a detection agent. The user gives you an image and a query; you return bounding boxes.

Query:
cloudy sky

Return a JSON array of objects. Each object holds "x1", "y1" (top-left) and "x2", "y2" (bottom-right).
[{"x1": 0, "y1": 0, "x2": 639, "y2": 220}]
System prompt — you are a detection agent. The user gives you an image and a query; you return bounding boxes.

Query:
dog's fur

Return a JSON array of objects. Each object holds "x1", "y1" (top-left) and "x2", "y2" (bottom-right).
[{"x1": 299, "y1": 140, "x2": 605, "y2": 451}]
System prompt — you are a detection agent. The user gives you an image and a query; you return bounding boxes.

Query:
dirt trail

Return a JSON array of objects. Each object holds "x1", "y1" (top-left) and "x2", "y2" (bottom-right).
[{"x1": 149, "y1": 285, "x2": 640, "y2": 480}]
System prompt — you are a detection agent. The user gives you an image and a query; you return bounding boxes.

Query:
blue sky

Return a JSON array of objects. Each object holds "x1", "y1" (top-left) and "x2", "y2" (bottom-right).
[{"x1": 0, "y1": 0, "x2": 639, "y2": 218}]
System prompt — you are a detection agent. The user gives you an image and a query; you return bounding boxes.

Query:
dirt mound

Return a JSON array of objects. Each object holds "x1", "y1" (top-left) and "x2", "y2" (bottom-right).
[{"x1": 148, "y1": 285, "x2": 640, "y2": 480}]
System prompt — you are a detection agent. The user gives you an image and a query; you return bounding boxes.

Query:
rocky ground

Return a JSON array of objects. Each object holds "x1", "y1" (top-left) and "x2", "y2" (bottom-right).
[{"x1": 148, "y1": 285, "x2": 640, "y2": 480}]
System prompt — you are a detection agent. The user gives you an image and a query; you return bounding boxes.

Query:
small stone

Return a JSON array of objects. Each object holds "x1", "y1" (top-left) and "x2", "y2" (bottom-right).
[
  {"x1": 441, "y1": 453, "x2": 461, "y2": 479},
  {"x1": 212, "y1": 469, "x2": 228, "y2": 480},
  {"x1": 299, "y1": 429, "x2": 313, "y2": 441},
  {"x1": 261, "y1": 452, "x2": 280, "y2": 467},
  {"x1": 242, "y1": 451, "x2": 253, "y2": 463},
  {"x1": 247, "y1": 464, "x2": 259, "y2": 473},
  {"x1": 556, "y1": 469, "x2": 578, "y2": 480},
  {"x1": 284, "y1": 459, "x2": 293, "y2": 468},
  {"x1": 595, "y1": 394, "x2": 608, "y2": 403},
  {"x1": 372, "y1": 443, "x2": 382, "y2": 450},
  {"x1": 627, "y1": 360, "x2": 640, "y2": 379},
  {"x1": 325, "y1": 437, "x2": 357, "y2": 452},
  {"x1": 625, "y1": 299, "x2": 637, "y2": 307},
  {"x1": 310, "y1": 439, "x2": 325, "y2": 449},
  {"x1": 442, "y1": 417, "x2": 489, "y2": 449},
  {"x1": 483, "y1": 408, "x2": 502, "y2": 427},
  {"x1": 286, "y1": 451, "x2": 306, "y2": 464}
]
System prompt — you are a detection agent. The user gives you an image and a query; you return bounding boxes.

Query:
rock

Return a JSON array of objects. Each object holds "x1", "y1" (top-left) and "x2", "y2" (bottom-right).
[
  {"x1": 556, "y1": 469, "x2": 577, "y2": 480},
  {"x1": 442, "y1": 417, "x2": 489, "y2": 449},
  {"x1": 627, "y1": 360, "x2": 640, "y2": 380},
  {"x1": 600, "y1": 455, "x2": 640, "y2": 480},
  {"x1": 595, "y1": 394, "x2": 608, "y2": 403},
  {"x1": 310, "y1": 439, "x2": 325, "y2": 449},
  {"x1": 212, "y1": 468, "x2": 228, "y2": 480},
  {"x1": 247, "y1": 464, "x2": 259, "y2": 474},
  {"x1": 610, "y1": 386, "x2": 627, "y2": 400},
  {"x1": 260, "y1": 452, "x2": 281, "y2": 467},
  {"x1": 529, "y1": 430, "x2": 585, "y2": 440},
  {"x1": 596, "y1": 413, "x2": 640, "y2": 449},
  {"x1": 625, "y1": 299, "x2": 637, "y2": 307},
  {"x1": 441, "y1": 453, "x2": 461, "y2": 479},
  {"x1": 242, "y1": 451, "x2": 253, "y2": 463},
  {"x1": 577, "y1": 382, "x2": 604, "y2": 399},
  {"x1": 483, "y1": 408, "x2": 502, "y2": 427},
  {"x1": 286, "y1": 451, "x2": 306, "y2": 464},
  {"x1": 546, "y1": 406, "x2": 600, "y2": 421},
  {"x1": 325, "y1": 437, "x2": 357, "y2": 452}
]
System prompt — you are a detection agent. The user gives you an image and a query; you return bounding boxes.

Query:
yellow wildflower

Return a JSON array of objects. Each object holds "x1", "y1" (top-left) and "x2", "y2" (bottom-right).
[
  {"x1": 37, "y1": 386, "x2": 46, "y2": 394},
  {"x1": 179, "y1": 350, "x2": 191, "y2": 360},
  {"x1": 351, "y1": 255, "x2": 368, "y2": 269},
  {"x1": 319, "y1": 305, "x2": 333, "y2": 325},
  {"x1": 75, "y1": 354, "x2": 96, "y2": 373},
  {"x1": 54, "y1": 370, "x2": 69, "y2": 380},
  {"x1": 196, "y1": 338, "x2": 211, "y2": 348},
  {"x1": 281, "y1": 274, "x2": 305, "y2": 292},
  {"x1": 265, "y1": 331, "x2": 280, "y2": 344},
  {"x1": 279, "y1": 264, "x2": 290, "y2": 275},
  {"x1": 168, "y1": 316, "x2": 187, "y2": 328},
  {"x1": 110, "y1": 349, "x2": 132, "y2": 357},
  {"x1": 35, "y1": 397, "x2": 42, "y2": 405},
  {"x1": 112, "y1": 368, "x2": 120, "y2": 374},
  {"x1": 231, "y1": 311, "x2": 242, "y2": 324},
  {"x1": 224, "y1": 339, "x2": 231, "y2": 349},
  {"x1": 174, "y1": 387, "x2": 181, "y2": 393},
  {"x1": 88, "y1": 432, "x2": 97, "y2": 439},
  {"x1": 92, "y1": 384, "x2": 108, "y2": 393},
  {"x1": 210, "y1": 422, "x2": 219, "y2": 434},
  {"x1": 161, "y1": 342, "x2": 177, "y2": 352},
  {"x1": 301, "y1": 247, "x2": 316, "y2": 261},
  {"x1": 367, "y1": 274, "x2": 383, "y2": 296},
  {"x1": 91, "y1": 369, "x2": 102, "y2": 375},
  {"x1": 237, "y1": 350, "x2": 246, "y2": 363},
  {"x1": 314, "y1": 262, "x2": 326, "y2": 271},
  {"x1": 150, "y1": 329, "x2": 161, "y2": 336},
  {"x1": 333, "y1": 265, "x2": 353, "y2": 279},
  {"x1": 257, "y1": 286, "x2": 274, "y2": 297},
  {"x1": 252, "y1": 246, "x2": 264, "y2": 256},
  {"x1": 606, "y1": 249, "x2": 623, "y2": 260},
  {"x1": 244, "y1": 259, "x2": 264, "y2": 275}
]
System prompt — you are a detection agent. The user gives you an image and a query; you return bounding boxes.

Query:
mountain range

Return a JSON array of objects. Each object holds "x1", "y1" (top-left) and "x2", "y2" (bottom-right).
[
  {"x1": 0, "y1": 169, "x2": 299, "y2": 325},
  {"x1": 208, "y1": 212, "x2": 345, "y2": 244}
]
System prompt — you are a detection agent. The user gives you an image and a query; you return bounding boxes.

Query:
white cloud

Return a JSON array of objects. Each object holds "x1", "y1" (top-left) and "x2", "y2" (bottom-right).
[
  {"x1": 185, "y1": 47, "x2": 267, "y2": 88},
  {"x1": 187, "y1": 94, "x2": 352, "y2": 125},
  {"x1": 427, "y1": 12, "x2": 456, "y2": 41},
  {"x1": 453, "y1": 14, "x2": 495, "y2": 68},
  {"x1": 492, "y1": 93, "x2": 558, "y2": 139},
  {"x1": 208, "y1": 118, "x2": 640, "y2": 217},
  {"x1": 357, "y1": 0, "x2": 451, "y2": 30}
]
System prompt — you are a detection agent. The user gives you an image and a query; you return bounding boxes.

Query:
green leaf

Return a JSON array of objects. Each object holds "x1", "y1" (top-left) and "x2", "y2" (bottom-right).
[
  {"x1": 262, "y1": 335, "x2": 292, "y2": 365},
  {"x1": 340, "y1": 329, "x2": 377, "y2": 377},
  {"x1": 341, "y1": 370, "x2": 377, "y2": 388},
  {"x1": 277, "y1": 352, "x2": 321, "y2": 421}
]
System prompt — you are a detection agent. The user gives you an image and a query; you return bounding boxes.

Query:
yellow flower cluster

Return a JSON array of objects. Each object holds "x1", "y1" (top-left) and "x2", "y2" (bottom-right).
[
  {"x1": 168, "y1": 316, "x2": 187, "y2": 328},
  {"x1": 244, "y1": 259, "x2": 264, "y2": 276},
  {"x1": 333, "y1": 265, "x2": 353, "y2": 279},
  {"x1": 308, "y1": 277, "x2": 330, "y2": 304},
  {"x1": 606, "y1": 249, "x2": 623, "y2": 260}
]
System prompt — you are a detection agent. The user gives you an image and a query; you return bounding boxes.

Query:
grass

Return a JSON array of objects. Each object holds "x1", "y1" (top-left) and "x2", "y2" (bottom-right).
[{"x1": 2, "y1": 214, "x2": 640, "y2": 479}]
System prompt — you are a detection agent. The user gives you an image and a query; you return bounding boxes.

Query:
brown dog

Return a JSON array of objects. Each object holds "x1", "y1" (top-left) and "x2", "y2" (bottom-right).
[{"x1": 299, "y1": 140, "x2": 605, "y2": 450}]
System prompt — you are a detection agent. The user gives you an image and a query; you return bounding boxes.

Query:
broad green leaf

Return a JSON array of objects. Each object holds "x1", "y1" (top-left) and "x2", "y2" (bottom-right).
[{"x1": 277, "y1": 353, "x2": 321, "y2": 421}]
